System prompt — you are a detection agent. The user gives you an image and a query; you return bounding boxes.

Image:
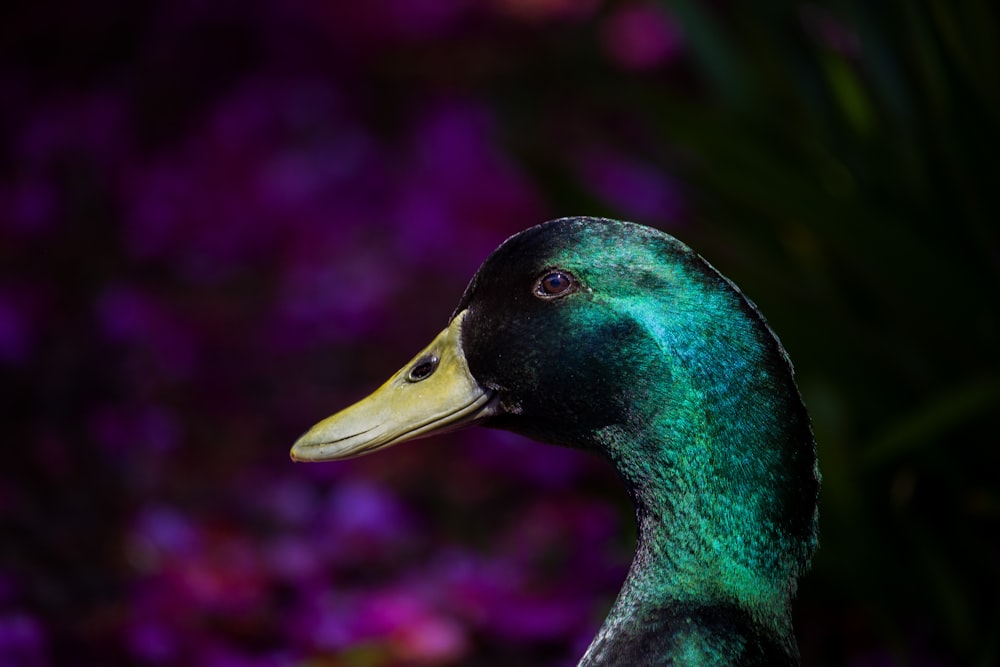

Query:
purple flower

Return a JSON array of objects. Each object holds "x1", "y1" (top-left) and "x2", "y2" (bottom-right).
[
  {"x1": 128, "y1": 506, "x2": 202, "y2": 568},
  {"x1": 0, "y1": 612, "x2": 46, "y2": 667},
  {"x1": 283, "y1": 592, "x2": 354, "y2": 651},
  {"x1": 601, "y1": 4, "x2": 684, "y2": 70},
  {"x1": 120, "y1": 77, "x2": 378, "y2": 281},
  {"x1": 321, "y1": 480, "x2": 418, "y2": 554},
  {"x1": 391, "y1": 101, "x2": 547, "y2": 277},
  {"x1": 466, "y1": 429, "x2": 591, "y2": 489},
  {"x1": 95, "y1": 285, "x2": 198, "y2": 381},
  {"x1": 580, "y1": 149, "x2": 686, "y2": 226},
  {"x1": 125, "y1": 619, "x2": 176, "y2": 664}
]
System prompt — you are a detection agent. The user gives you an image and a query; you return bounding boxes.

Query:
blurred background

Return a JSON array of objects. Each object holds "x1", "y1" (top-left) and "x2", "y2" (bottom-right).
[{"x1": 2, "y1": 0, "x2": 998, "y2": 665}]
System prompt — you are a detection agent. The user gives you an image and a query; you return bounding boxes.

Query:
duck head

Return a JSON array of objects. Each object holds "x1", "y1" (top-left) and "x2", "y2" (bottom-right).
[{"x1": 292, "y1": 217, "x2": 819, "y2": 663}]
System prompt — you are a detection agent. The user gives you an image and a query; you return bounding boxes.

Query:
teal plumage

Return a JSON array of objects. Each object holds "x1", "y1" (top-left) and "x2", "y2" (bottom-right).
[{"x1": 292, "y1": 217, "x2": 820, "y2": 666}]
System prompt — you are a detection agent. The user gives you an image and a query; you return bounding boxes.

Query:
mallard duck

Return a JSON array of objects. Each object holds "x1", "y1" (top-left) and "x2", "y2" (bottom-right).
[{"x1": 291, "y1": 217, "x2": 819, "y2": 666}]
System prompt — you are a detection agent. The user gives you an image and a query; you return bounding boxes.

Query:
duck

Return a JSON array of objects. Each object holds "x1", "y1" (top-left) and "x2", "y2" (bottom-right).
[{"x1": 291, "y1": 217, "x2": 820, "y2": 666}]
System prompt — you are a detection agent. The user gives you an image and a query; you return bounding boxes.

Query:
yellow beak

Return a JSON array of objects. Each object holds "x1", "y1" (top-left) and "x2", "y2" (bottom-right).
[{"x1": 290, "y1": 310, "x2": 495, "y2": 462}]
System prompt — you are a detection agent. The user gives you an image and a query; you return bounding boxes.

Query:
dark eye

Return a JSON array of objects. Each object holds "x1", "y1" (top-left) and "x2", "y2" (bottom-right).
[
  {"x1": 407, "y1": 355, "x2": 439, "y2": 382},
  {"x1": 535, "y1": 270, "x2": 576, "y2": 298}
]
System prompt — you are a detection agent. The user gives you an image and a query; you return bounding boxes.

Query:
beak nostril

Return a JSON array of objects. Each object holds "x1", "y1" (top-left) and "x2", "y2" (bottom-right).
[{"x1": 407, "y1": 355, "x2": 439, "y2": 382}]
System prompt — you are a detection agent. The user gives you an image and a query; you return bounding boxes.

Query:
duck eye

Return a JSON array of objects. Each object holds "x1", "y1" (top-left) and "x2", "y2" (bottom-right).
[
  {"x1": 535, "y1": 270, "x2": 576, "y2": 298},
  {"x1": 407, "y1": 355, "x2": 439, "y2": 382}
]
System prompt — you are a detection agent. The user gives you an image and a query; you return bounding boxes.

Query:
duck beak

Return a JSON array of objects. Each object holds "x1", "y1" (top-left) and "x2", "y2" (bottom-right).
[{"x1": 290, "y1": 310, "x2": 495, "y2": 462}]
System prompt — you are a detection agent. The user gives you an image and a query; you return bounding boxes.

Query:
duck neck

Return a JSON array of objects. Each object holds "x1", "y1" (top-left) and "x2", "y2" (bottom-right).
[{"x1": 579, "y1": 422, "x2": 803, "y2": 666}]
